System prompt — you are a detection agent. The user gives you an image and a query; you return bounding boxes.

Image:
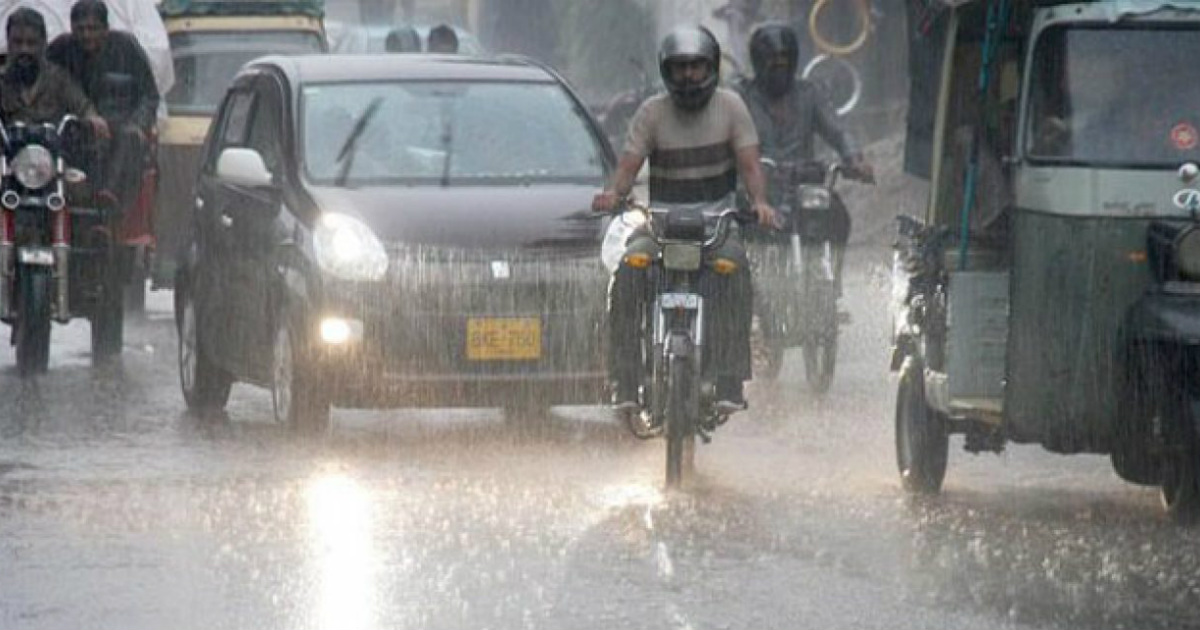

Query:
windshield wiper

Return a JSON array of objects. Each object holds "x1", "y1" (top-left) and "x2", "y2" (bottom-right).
[{"x1": 334, "y1": 96, "x2": 383, "y2": 187}]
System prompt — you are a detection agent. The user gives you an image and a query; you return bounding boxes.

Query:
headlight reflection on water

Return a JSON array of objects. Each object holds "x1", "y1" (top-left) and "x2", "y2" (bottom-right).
[{"x1": 305, "y1": 472, "x2": 378, "y2": 630}]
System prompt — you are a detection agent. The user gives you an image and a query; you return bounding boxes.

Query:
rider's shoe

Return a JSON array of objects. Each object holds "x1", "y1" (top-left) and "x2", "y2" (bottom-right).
[
  {"x1": 714, "y1": 379, "x2": 748, "y2": 415},
  {"x1": 611, "y1": 379, "x2": 640, "y2": 413}
]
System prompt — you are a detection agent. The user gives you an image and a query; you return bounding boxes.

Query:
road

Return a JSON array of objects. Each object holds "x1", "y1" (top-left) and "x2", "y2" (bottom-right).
[{"x1": 1, "y1": 253, "x2": 1198, "y2": 630}]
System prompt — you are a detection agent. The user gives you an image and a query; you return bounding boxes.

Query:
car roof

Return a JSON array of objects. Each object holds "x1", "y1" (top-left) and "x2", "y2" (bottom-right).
[{"x1": 251, "y1": 54, "x2": 555, "y2": 85}]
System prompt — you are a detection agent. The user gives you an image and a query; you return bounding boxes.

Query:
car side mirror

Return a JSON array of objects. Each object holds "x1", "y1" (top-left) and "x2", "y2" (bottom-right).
[{"x1": 217, "y1": 147, "x2": 275, "y2": 189}]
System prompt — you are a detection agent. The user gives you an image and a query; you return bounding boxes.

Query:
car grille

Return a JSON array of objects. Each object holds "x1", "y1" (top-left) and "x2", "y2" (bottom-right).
[{"x1": 368, "y1": 246, "x2": 608, "y2": 376}]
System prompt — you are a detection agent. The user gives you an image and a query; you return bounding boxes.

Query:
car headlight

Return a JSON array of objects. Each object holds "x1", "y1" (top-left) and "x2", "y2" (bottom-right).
[
  {"x1": 13, "y1": 144, "x2": 54, "y2": 189},
  {"x1": 799, "y1": 185, "x2": 831, "y2": 210},
  {"x1": 1176, "y1": 227, "x2": 1200, "y2": 280},
  {"x1": 314, "y1": 213, "x2": 389, "y2": 281}
]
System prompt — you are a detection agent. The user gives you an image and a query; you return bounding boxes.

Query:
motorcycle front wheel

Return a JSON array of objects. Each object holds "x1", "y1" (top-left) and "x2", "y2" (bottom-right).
[
  {"x1": 664, "y1": 350, "x2": 697, "y2": 489},
  {"x1": 802, "y1": 281, "x2": 838, "y2": 394},
  {"x1": 15, "y1": 266, "x2": 52, "y2": 376}
]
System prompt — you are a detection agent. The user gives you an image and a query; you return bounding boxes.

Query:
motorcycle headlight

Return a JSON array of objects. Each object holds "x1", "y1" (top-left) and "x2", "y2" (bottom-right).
[
  {"x1": 799, "y1": 185, "x2": 831, "y2": 210},
  {"x1": 314, "y1": 213, "x2": 389, "y2": 281},
  {"x1": 1176, "y1": 228, "x2": 1200, "y2": 280},
  {"x1": 13, "y1": 144, "x2": 54, "y2": 190}
]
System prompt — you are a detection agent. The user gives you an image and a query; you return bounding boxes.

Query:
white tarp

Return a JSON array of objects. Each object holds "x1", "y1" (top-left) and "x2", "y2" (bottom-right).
[{"x1": 0, "y1": 0, "x2": 174, "y2": 97}]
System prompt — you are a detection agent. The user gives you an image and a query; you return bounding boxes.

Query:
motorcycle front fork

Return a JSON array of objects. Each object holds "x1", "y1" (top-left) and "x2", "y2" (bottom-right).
[
  {"x1": 790, "y1": 234, "x2": 837, "y2": 285},
  {"x1": 0, "y1": 207, "x2": 72, "y2": 322}
]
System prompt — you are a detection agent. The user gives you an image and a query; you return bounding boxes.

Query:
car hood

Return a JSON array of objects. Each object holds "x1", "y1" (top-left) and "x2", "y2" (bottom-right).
[{"x1": 308, "y1": 184, "x2": 604, "y2": 253}]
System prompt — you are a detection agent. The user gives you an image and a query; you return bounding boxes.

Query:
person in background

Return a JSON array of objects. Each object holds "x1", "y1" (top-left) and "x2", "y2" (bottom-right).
[
  {"x1": 427, "y1": 24, "x2": 459, "y2": 54},
  {"x1": 49, "y1": 0, "x2": 158, "y2": 210},
  {"x1": 384, "y1": 25, "x2": 421, "y2": 53}
]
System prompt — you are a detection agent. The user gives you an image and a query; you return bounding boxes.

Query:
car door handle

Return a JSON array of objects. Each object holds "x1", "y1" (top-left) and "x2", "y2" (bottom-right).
[{"x1": 220, "y1": 213, "x2": 233, "y2": 228}]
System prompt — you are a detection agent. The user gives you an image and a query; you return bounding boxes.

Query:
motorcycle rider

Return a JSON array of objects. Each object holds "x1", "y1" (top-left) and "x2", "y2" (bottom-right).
[
  {"x1": 593, "y1": 26, "x2": 776, "y2": 414},
  {"x1": 734, "y1": 22, "x2": 872, "y2": 285},
  {"x1": 48, "y1": 0, "x2": 160, "y2": 211},
  {"x1": 0, "y1": 8, "x2": 107, "y2": 137}
]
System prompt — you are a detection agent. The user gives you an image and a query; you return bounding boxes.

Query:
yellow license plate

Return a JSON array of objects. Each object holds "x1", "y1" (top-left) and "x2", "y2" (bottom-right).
[{"x1": 466, "y1": 317, "x2": 542, "y2": 361}]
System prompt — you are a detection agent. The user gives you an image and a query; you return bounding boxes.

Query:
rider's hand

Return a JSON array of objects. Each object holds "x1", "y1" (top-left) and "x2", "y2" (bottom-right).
[
  {"x1": 89, "y1": 116, "x2": 111, "y2": 141},
  {"x1": 592, "y1": 190, "x2": 621, "y2": 213},
  {"x1": 753, "y1": 201, "x2": 782, "y2": 229}
]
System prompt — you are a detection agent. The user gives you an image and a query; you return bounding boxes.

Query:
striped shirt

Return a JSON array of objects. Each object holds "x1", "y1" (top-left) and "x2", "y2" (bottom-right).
[{"x1": 624, "y1": 88, "x2": 759, "y2": 204}]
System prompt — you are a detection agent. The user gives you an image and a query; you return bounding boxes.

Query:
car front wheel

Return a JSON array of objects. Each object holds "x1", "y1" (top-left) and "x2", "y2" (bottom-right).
[
  {"x1": 272, "y1": 318, "x2": 331, "y2": 435},
  {"x1": 178, "y1": 291, "x2": 232, "y2": 413}
]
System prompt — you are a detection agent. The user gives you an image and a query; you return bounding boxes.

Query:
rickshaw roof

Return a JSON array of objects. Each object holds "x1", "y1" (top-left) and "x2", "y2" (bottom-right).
[{"x1": 157, "y1": 0, "x2": 323, "y2": 18}]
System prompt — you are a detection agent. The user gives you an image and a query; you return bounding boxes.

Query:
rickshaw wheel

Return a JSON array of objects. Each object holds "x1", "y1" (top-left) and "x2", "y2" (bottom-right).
[{"x1": 896, "y1": 357, "x2": 949, "y2": 494}]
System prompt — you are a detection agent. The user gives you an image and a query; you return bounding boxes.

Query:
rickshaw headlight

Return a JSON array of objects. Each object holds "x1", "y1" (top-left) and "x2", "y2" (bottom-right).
[
  {"x1": 799, "y1": 186, "x2": 831, "y2": 210},
  {"x1": 1175, "y1": 228, "x2": 1200, "y2": 280},
  {"x1": 13, "y1": 145, "x2": 54, "y2": 189}
]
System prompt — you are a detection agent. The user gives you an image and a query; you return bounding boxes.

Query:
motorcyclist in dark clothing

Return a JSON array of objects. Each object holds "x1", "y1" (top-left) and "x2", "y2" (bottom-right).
[
  {"x1": 735, "y1": 23, "x2": 872, "y2": 252},
  {"x1": 48, "y1": 0, "x2": 159, "y2": 210},
  {"x1": 593, "y1": 26, "x2": 776, "y2": 414}
]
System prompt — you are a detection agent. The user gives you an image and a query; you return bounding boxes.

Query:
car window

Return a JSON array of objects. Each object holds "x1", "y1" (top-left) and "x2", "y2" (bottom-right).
[
  {"x1": 220, "y1": 91, "x2": 255, "y2": 148},
  {"x1": 246, "y1": 78, "x2": 285, "y2": 176},
  {"x1": 1025, "y1": 25, "x2": 1200, "y2": 166},
  {"x1": 300, "y1": 81, "x2": 606, "y2": 186}
]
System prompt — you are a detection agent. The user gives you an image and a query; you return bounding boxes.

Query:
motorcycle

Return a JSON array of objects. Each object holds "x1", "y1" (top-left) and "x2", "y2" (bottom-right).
[
  {"x1": 749, "y1": 159, "x2": 869, "y2": 392},
  {"x1": 0, "y1": 116, "x2": 126, "y2": 375},
  {"x1": 605, "y1": 199, "x2": 744, "y2": 488}
]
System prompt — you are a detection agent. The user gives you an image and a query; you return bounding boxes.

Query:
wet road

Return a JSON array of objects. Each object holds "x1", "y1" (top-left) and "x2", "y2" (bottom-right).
[{"x1": 2, "y1": 254, "x2": 1199, "y2": 630}]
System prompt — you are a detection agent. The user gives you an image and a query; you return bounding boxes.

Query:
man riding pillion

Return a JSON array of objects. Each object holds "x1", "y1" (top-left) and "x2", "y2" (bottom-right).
[
  {"x1": 49, "y1": 0, "x2": 159, "y2": 211},
  {"x1": 735, "y1": 22, "x2": 872, "y2": 278},
  {"x1": 593, "y1": 26, "x2": 777, "y2": 415}
]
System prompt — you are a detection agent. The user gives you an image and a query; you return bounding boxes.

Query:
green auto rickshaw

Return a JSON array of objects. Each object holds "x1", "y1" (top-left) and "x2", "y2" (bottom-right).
[{"x1": 893, "y1": 0, "x2": 1200, "y2": 523}]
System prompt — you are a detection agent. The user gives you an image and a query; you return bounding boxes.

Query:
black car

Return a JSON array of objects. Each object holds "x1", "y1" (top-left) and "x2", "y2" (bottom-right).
[{"x1": 176, "y1": 54, "x2": 614, "y2": 431}]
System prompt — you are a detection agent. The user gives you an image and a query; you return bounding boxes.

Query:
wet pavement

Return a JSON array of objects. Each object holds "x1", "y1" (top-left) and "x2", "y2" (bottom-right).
[{"x1": 1, "y1": 254, "x2": 1199, "y2": 630}]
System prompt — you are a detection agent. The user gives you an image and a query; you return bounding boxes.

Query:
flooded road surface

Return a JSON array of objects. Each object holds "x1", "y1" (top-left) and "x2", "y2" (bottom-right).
[{"x1": 1, "y1": 254, "x2": 1198, "y2": 630}]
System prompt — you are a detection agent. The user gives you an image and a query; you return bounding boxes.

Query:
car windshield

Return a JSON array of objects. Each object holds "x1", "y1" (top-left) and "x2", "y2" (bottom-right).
[
  {"x1": 301, "y1": 80, "x2": 606, "y2": 186},
  {"x1": 1025, "y1": 25, "x2": 1200, "y2": 167},
  {"x1": 167, "y1": 31, "x2": 325, "y2": 115}
]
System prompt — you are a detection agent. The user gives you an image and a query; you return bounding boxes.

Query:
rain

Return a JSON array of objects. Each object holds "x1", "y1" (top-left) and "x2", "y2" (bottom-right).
[{"x1": 3, "y1": 1, "x2": 1200, "y2": 629}]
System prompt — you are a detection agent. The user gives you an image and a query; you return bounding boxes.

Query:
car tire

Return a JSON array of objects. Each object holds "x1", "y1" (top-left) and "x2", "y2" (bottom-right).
[
  {"x1": 272, "y1": 319, "x2": 331, "y2": 435},
  {"x1": 178, "y1": 290, "x2": 232, "y2": 413}
]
